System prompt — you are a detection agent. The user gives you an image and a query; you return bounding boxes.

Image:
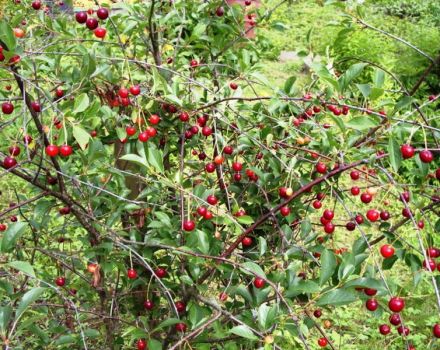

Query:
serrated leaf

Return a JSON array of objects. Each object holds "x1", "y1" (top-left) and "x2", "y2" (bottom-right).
[
  {"x1": 316, "y1": 289, "x2": 357, "y2": 306},
  {"x1": 286, "y1": 280, "x2": 320, "y2": 297},
  {"x1": 15, "y1": 287, "x2": 46, "y2": 321},
  {"x1": 148, "y1": 339, "x2": 162, "y2": 350},
  {"x1": 356, "y1": 84, "x2": 371, "y2": 98},
  {"x1": 229, "y1": 325, "x2": 258, "y2": 340},
  {"x1": 119, "y1": 154, "x2": 147, "y2": 168},
  {"x1": 0, "y1": 306, "x2": 12, "y2": 335},
  {"x1": 237, "y1": 215, "x2": 254, "y2": 225},
  {"x1": 0, "y1": 21, "x2": 16, "y2": 51},
  {"x1": 146, "y1": 146, "x2": 164, "y2": 173},
  {"x1": 7, "y1": 261, "x2": 35, "y2": 278},
  {"x1": 153, "y1": 318, "x2": 180, "y2": 332},
  {"x1": 72, "y1": 125, "x2": 91, "y2": 150},
  {"x1": 319, "y1": 250, "x2": 337, "y2": 285},
  {"x1": 345, "y1": 117, "x2": 378, "y2": 130},
  {"x1": 339, "y1": 63, "x2": 368, "y2": 91},
  {"x1": 0, "y1": 222, "x2": 27, "y2": 253},
  {"x1": 388, "y1": 138, "x2": 401, "y2": 172},
  {"x1": 196, "y1": 229, "x2": 209, "y2": 254},
  {"x1": 73, "y1": 93, "x2": 89, "y2": 114},
  {"x1": 240, "y1": 262, "x2": 266, "y2": 279}
]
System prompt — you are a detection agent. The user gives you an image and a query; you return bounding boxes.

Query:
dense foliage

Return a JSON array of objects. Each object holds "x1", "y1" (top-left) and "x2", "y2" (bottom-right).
[{"x1": 0, "y1": 1, "x2": 439, "y2": 349}]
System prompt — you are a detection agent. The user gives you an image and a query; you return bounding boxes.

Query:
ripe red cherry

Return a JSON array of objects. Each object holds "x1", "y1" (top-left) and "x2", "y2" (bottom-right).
[
  {"x1": 346, "y1": 221, "x2": 356, "y2": 231},
  {"x1": 379, "y1": 324, "x2": 390, "y2": 335},
  {"x1": 94, "y1": 27, "x2": 106, "y2": 38},
  {"x1": 126, "y1": 125, "x2": 136, "y2": 136},
  {"x1": 366, "y1": 298, "x2": 378, "y2": 311},
  {"x1": 96, "y1": 7, "x2": 109, "y2": 20},
  {"x1": 59, "y1": 144, "x2": 73, "y2": 157},
  {"x1": 388, "y1": 297, "x2": 405, "y2": 312},
  {"x1": 234, "y1": 173, "x2": 242, "y2": 182},
  {"x1": 351, "y1": 186, "x2": 360, "y2": 195},
  {"x1": 402, "y1": 208, "x2": 411, "y2": 218},
  {"x1": 2, "y1": 102, "x2": 14, "y2": 114},
  {"x1": 31, "y1": 101, "x2": 41, "y2": 112},
  {"x1": 366, "y1": 209, "x2": 379, "y2": 222},
  {"x1": 380, "y1": 244, "x2": 395, "y2": 258},
  {"x1": 423, "y1": 259, "x2": 436, "y2": 271},
  {"x1": 0, "y1": 224, "x2": 6, "y2": 231},
  {"x1": 129, "y1": 85, "x2": 140, "y2": 96},
  {"x1": 75, "y1": 11, "x2": 87, "y2": 23},
  {"x1": 137, "y1": 339, "x2": 147, "y2": 350},
  {"x1": 324, "y1": 222, "x2": 335, "y2": 234},
  {"x1": 138, "y1": 132, "x2": 149, "y2": 142},
  {"x1": 426, "y1": 247, "x2": 440, "y2": 258},
  {"x1": 229, "y1": 82, "x2": 238, "y2": 90},
  {"x1": 419, "y1": 149, "x2": 434, "y2": 163},
  {"x1": 355, "y1": 214, "x2": 364, "y2": 224},
  {"x1": 350, "y1": 170, "x2": 360, "y2": 180},
  {"x1": 389, "y1": 313, "x2": 401, "y2": 326},
  {"x1": 400, "y1": 191, "x2": 410, "y2": 203},
  {"x1": 315, "y1": 162, "x2": 327, "y2": 174},
  {"x1": 190, "y1": 59, "x2": 199, "y2": 68},
  {"x1": 175, "y1": 322, "x2": 187, "y2": 332},
  {"x1": 155, "y1": 267, "x2": 167, "y2": 278},
  {"x1": 253, "y1": 277, "x2": 265, "y2": 289},
  {"x1": 232, "y1": 162, "x2": 243, "y2": 172},
  {"x1": 59, "y1": 206, "x2": 71, "y2": 215},
  {"x1": 280, "y1": 206, "x2": 290, "y2": 217},
  {"x1": 45, "y1": 145, "x2": 59, "y2": 157},
  {"x1": 380, "y1": 211, "x2": 390, "y2": 220},
  {"x1": 436, "y1": 168, "x2": 440, "y2": 180},
  {"x1": 3, "y1": 156, "x2": 17, "y2": 169},
  {"x1": 127, "y1": 269, "x2": 137, "y2": 279},
  {"x1": 118, "y1": 88, "x2": 129, "y2": 99},
  {"x1": 179, "y1": 112, "x2": 190, "y2": 122},
  {"x1": 143, "y1": 299, "x2": 154, "y2": 310},
  {"x1": 86, "y1": 18, "x2": 99, "y2": 30},
  {"x1": 323, "y1": 209, "x2": 334, "y2": 221},
  {"x1": 313, "y1": 200, "x2": 322, "y2": 209},
  {"x1": 55, "y1": 277, "x2": 66, "y2": 287},
  {"x1": 183, "y1": 220, "x2": 195, "y2": 232},
  {"x1": 316, "y1": 192, "x2": 325, "y2": 200},
  {"x1": 8, "y1": 146, "x2": 20, "y2": 156},
  {"x1": 149, "y1": 114, "x2": 160, "y2": 124},
  {"x1": 433, "y1": 324, "x2": 440, "y2": 338},
  {"x1": 223, "y1": 145, "x2": 233, "y2": 155},
  {"x1": 313, "y1": 309, "x2": 322, "y2": 318},
  {"x1": 364, "y1": 288, "x2": 377, "y2": 296},
  {"x1": 202, "y1": 126, "x2": 213, "y2": 137},
  {"x1": 175, "y1": 300, "x2": 186, "y2": 313},
  {"x1": 207, "y1": 195, "x2": 218, "y2": 205},
  {"x1": 205, "y1": 162, "x2": 216, "y2": 173},
  {"x1": 32, "y1": 0, "x2": 41, "y2": 9},
  {"x1": 360, "y1": 193, "x2": 373, "y2": 204},
  {"x1": 397, "y1": 325, "x2": 410, "y2": 336},
  {"x1": 242, "y1": 236, "x2": 253, "y2": 247},
  {"x1": 197, "y1": 206, "x2": 207, "y2": 217},
  {"x1": 216, "y1": 6, "x2": 225, "y2": 16},
  {"x1": 146, "y1": 126, "x2": 157, "y2": 137},
  {"x1": 400, "y1": 144, "x2": 415, "y2": 159},
  {"x1": 317, "y1": 337, "x2": 328, "y2": 347}
]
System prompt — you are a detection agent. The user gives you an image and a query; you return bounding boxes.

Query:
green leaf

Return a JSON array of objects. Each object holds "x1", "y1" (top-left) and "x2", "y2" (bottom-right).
[
  {"x1": 55, "y1": 335, "x2": 76, "y2": 345},
  {"x1": 7, "y1": 261, "x2": 35, "y2": 278},
  {"x1": 316, "y1": 289, "x2": 357, "y2": 306},
  {"x1": 339, "y1": 63, "x2": 368, "y2": 91},
  {"x1": 146, "y1": 145, "x2": 164, "y2": 173},
  {"x1": 0, "y1": 306, "x2": 12, "y2": 336},
  {"x1": 370, "y1": 87, "x2": 384, "y2": 100},
  {"x1": 0, "y1": 222, "x2": 27, "y2": 252},
  {"x1": 286, "y1": 280, "x2": 320, "y2": 297},
  {"x1": 284, "y1": 76, "x2": 296, "y2": 94},
  {"x1": 148, "y1": 339, "x2": 163, "y2": 350},
  {"x1": 300, "y1": 219, "x2": 312, "y2": 238},
  {"x1": 259, "y1": 237, "x2": 267, "y2": 256},
  {"x1": 196, "y1": 230, "x2": 209, "y2": 254},
  {"x1": 0, "y1": 21, "x2": 16, "y2": 51},
  {"x1": 319, "y1": 250, "x2": 337, "y2": 285},
  {"x1": 81, "y1": 53, "x2": 96, "y2": 79},
  {"x1": 119, "y1": 154, "x2": 147, "y2": 168},
  {"x1": 258, "y1": 303, "x2": 270, "y2": 330},
  {"x1": 229, "y1": 325, "x2": 258, "y2": 341},
  {"x1": 72, "y1": 125, "x2": 91, "y2": 150},
  {"x1": 388, "y1": 138, "x2": 402, "y2": 172},
  {"x1": 237, "y1": 215, "x2": 254, "y2": 225},
  {"x1": 373, "y1": 68, "x2": 385, "y2": 88},
  {"x1": 394, "y1": 96, "x2": 414, "y2": 112},
  {"x1": 356, "y1": 84, "x2": 371, "y2": 98},
  {"x1": 15, "y1": 287, "x2": 46, "y2": 321},
  {"x1": 343, "y1": 278, "x2": 386, "y2": 291},
  {"x1": 73, "y1": 93, "x2": 90, "y2": 114},
  {"x1": 240, "y1": 262, "x2": 266, "y2": 279},
  {"x1": 345, "y1": 117, "x2": 378, "y2": 130},
  {"x1": 153, "y1": 318, "x2": 180, "y2": 332}
]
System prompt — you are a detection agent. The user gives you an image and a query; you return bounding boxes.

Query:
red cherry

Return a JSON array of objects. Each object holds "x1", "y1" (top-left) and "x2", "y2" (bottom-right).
[
  {"x1": 365, "y1": 298, "x2": 378, "y2": 311},
  {"x1": 94, "y1": 27, "x2": 107, "y2": 38},
  {"x1": 202, "y1": 126, "x2": 213, "y2": 137},
  {"x1": 397, "y1": 325, "x2": 410, "y2": 336},
  {"x1": 364, "y1": 288, "x2": 377, "y2": 296},
  {"x1": 59, "y1": 206, "x2": 71, "y2": 215},
  {"x1": 127, "y1": 269, "x2": 137, "y2": 279},
  {"x1": 175, "y1": 322, "x2": 187, "y2": 332},
  {"x1": 32, "y1": 0, "x2": 41, "y2": 9},
  {"x1": 400, "y1": 191, "x2": 410, "y2": 203},
  {"x1": 175, "y1": 300, "x2": 186, "y2": 313},
  {"x1": 400, "y1": 144, "x2": 415, "y2": 159},
  {"x1": 389, "y1": 313, "x2": 401, "y2": 326},
  {"x1": 86, "y1": 18, "x2": 99, "y2": 30},
  {"x1": 379, "y1": 324, "x2": 390, "y2": 335},
  {"x1": 183, "y1": 220, "x2": 195, "y2": 232},
  {"x1": 143, "y1": 299, "x2": 154, "y2": 310},
  {"x1": 323, "y1": 209, "x2": 334, "y2": 221},
  {"x1": 280, "y1": 206, "x2": 290, "y2": 217},
  {"x1": 155, "y1": 267, "x2": 167, "y2": 278},
  {"x1": 324, "y1": 222, "x2": 335, "y2": 234},
  {"x1": 179, "y1": 112, "x2": 190, "y2": 122},
  {"x1": 436, "y1": 168, "x2": 440, "y2": 180},
  {"x1": 419, "y1": 149, "x2": 434, "y2": 163},
  {"x1": 2, "y1": 156, "x2": 17, "y2": 169},
  {"x1": 137, "y1": 339, "x2": 147, "y2": 350},
  {"x1": 190, "y1": 59, "x2": 199, "y2": 68},
  {"x1": 223, "y1": 145, "x2": 233, "y2": 155},
  {"x1": 55, "y1": 277, "x2": 66, "y2": 287},
  {"x1": 242, "y1": 236, "x2": 253, "y2": 247},
  {"x1": 118, "y1": 88, "x2": 129, "y2": 99},
  {"x1": 423, "y1": 259, "x2": 436, "y2": 272},
  {"x1": 138, "y1": 132, "x2": 149, "y2": 142},
  {"x1": 232, "y1": 162, "x2": 243, "y2": 172},
  {"x1": 129, "y1": 85, "x2": 140, "y2": 96},
  {"x1": 234, "y1": 173, "x2": 242, "y2": 182},
  {"x1": 2, "y1": 102, "x2": 14, "y2": 114},
  {"x1": 229, "y1": 82, "x2": 238, "y2": 90},
  {"x1": 315, "y1": 162, "x2": 327, "y2": 174},
  {"x1": 317, "y1": 337, "x2": 328, "y2": 347},
  {"x1": 31, "y1": 101, "x2": 41, "y2": 113},
  {"x1": 388, "y1": 297, "x2": 405, "y2": 312},
  {"x1": 45, "y1": 145, "x2": 59, "y2": 157},
  {"x1": 360, "y1": 192, "x2": 372, "y2": 204},
  {"x1": 253, "y1": 277, "x2": 265, "y2": 289},
  {"x1": 205, "y1": 163, "x2": 216, "y2": 173},
  {"x1": 0, "y1": 224, "x2": 6, "y2": 231},
  {"x1": 59, "y1": 144, "x2": 73, "y2": 157},
  {"x1": 355, "y1": 214, "x2": 364, "y2": 224},
  {"x1": 402, "y1": 208, "x2": 411, "y2": 218},
  {"x1": 418, "y1": 220, "x2": 425, "y2": 229},
  {"x1": 313, "y1": 309, "x2": 322, "y2": 318},
  {"x1": 426, "y1": 247, "x2": 440, "y2": 258},
  {"x1": 351, "y1": 186, "x2": 360, "y2": 196},
  {"x1": 216, "y1": 6, "x2": 225, "y2": 16},
  {"x1": 313, "y1": 200, "x2": 322, "y2": 209},
  {"x1": 380, "y1": 244, "x2": 395, "y2": 258},
  {"x1": 433, "y1": 324, "x2": 440, "y2": 338},
  {"x1": 149, "y1": 114, "x2": 160, "y2": 124},
  {"x1": 146, "y1": 126, "x2": 157, "y2": 137},
  {"x1": 126, "y1": 125, "x2": 137, "y2": 136},
  {"x1": 75, "y1": 11, "x2": 88, "y2": 23},
  {"x1": 8, "y1": 146, "x2": 20, "y2": 156},
  {"x1": 96, "y1": 7, "x2": 109, "y2": 20},
  {"x1": 350, "y1": 170, "x2": 360, "y2": 180},
  {"x1": 366, "y1": 209, "x2": 380, "y2": 222},
  {"x1": 380, "y1": 211, "x2": 390, "y2": 220},
  {"x1": 207, "y1": 195, "x2": 218, "y2": 205},
  {"x1": 346, "y1": 221, "x2": 356, "y2": 231}
]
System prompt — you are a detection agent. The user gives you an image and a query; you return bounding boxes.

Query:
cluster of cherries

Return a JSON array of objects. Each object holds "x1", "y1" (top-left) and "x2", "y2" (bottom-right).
[{"x1": 74, "y1": 7, "x2": 109, "y2": 39}]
